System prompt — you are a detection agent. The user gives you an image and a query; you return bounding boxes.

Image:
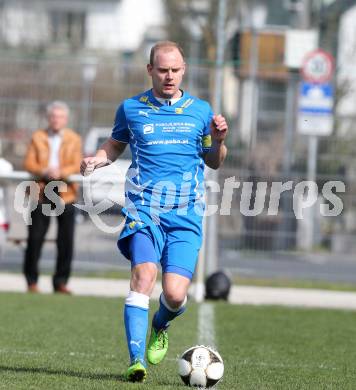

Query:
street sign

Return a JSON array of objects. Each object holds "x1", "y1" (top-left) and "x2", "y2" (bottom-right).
[
  {"x1": 298, "y1": 82, "x2": 334, "y2": 136},
  {"x1": 301, "y1": 49, "x2": 334, "y2": 84}
]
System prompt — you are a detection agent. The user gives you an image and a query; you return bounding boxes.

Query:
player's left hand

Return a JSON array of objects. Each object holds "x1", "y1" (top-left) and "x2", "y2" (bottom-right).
[{"x1": 211, "y1": 114, "x2": 228, "y2": 143}]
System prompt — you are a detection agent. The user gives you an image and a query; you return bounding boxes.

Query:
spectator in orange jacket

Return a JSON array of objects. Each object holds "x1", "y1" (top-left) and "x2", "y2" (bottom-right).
[{"x1": 23, "y1": 101, "x2": 82, "y2": 294}]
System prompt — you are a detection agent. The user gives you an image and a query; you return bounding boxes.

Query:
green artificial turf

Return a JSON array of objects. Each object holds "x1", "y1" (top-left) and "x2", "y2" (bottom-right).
[{"x1": 0, "y1": 293, "x2": 355, "y2": 389}]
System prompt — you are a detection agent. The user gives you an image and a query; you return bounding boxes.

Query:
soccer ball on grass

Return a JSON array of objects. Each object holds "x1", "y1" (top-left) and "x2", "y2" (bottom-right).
[{"x1": 178, "y1": 345, "x2": 224, "y2": 387}]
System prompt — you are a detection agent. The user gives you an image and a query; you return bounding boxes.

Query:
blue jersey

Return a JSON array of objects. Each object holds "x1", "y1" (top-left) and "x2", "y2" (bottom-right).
[{"x1": 111, "y1": 89, "x2": 213, "y2": 210}]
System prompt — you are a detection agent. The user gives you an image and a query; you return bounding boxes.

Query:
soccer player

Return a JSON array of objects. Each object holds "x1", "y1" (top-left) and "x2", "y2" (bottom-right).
[{"x1": 80, "y1": 41, "x2": 228, "y2": 382}]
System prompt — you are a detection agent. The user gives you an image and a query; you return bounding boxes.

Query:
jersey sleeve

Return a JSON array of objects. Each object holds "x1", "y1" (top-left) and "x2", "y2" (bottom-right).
[
  {"x1": 202, "y1": 105, "x2": 214, "y2": 153},
  {"x1": 111, "y1": 103, "x2": 129, "y2": 143}
]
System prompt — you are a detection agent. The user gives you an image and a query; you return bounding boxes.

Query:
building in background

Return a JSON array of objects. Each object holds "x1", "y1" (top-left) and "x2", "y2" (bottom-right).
[
  {"x1": 336, "y1": 4, "x2": 356, "y2": 135},
  {"x1": 0, "y1": 0, "x2": 164, "y2": 53}
]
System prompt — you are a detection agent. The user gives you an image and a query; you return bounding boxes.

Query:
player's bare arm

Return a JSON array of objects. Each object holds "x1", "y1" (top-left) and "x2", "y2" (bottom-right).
[
  {"x1": 203, "y1": 114, "x2": 228, "y2": 170},
  {"x1": 80, "y1": 138, "x2": 127, "y2": 176}
]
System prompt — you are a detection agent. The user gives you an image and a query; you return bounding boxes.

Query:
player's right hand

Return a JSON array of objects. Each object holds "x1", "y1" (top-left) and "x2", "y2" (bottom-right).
[{"x1": 80, "y1": 157, "x2": 108, "y2": 176}]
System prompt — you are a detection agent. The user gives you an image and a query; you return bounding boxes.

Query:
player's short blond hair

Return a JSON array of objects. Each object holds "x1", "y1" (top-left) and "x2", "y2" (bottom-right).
[{"x1": 149, "y1": 41, "x2": 185, "y2": 65}]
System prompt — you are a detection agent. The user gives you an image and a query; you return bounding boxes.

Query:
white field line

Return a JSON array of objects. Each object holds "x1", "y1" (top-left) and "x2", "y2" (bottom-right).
[
  {"x1": 198, "y1": 302, "x2": 216, "y2": 347},
  {"x1": 0, "y1": 348, "x2": 339, "y2": 371}
]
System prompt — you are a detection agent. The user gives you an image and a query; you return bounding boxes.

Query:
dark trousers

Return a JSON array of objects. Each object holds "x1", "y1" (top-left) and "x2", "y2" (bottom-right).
[{"x1": 24, "y1": 203, "x2": 75, "y2": 289}]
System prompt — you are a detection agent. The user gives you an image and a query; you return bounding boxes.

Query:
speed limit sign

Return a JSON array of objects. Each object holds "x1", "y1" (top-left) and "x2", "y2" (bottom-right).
[{"x1": 301, "y1": 49, "x2": 334, "y2": 83}]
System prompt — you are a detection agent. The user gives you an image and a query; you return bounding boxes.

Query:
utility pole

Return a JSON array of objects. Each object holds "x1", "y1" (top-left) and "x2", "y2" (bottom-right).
[
  {"x1": 248, "y1": 1, "x2": 266, "y2": 149},
  {"x1": 205, "y1": 0, "x2": 226, "y2": 277},
  {"x1": 195, "y1": 0, "x2": 227, "y2": 302},
  {"x1": 299, "y1": 0, "x2": 311, "y2": 28},
  {"x1": 278, "y1": 0, "x2": 314, "y2": 249},
  {"x1": 301, "y1": 0, "x2": 319, "y2": 250}
]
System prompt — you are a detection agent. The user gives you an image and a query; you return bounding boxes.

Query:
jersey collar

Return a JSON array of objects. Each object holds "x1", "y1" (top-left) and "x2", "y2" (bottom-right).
[{"x1": 149, "y1": 89, "x2": 185, "y2": 107}]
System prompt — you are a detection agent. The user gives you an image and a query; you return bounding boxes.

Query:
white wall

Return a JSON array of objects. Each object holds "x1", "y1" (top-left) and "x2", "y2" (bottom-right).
[
  {"x1": 1, "y1": 0, "x2": 165, "y2": 52},
  {"x1": 1, "y1": 1, "x2": 48, "y2": 47},
  {"x1": 337, "y1": 6, "x2": 356, "y2": 118},
  {"x1": 86, "y1": 0, "x2": 165, "y2": 52}
]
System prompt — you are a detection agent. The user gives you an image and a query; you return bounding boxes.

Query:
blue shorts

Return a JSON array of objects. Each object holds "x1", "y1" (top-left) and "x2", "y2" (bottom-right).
[{"x1": 117, "y1": 203, "x2": 203, "y2": 280}]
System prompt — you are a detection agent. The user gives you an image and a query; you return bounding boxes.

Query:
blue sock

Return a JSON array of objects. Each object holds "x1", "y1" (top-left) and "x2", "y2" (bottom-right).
[
  {"x1": 124, "y1": 291, "x2": 149, "y2": 365},
  {"x1": 152, "y1": 293, "x2": 187, "y2": 331}
]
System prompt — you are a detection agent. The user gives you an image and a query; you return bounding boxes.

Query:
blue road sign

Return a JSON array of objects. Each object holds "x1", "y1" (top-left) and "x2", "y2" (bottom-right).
[{"x1": 298, "y1": 82, "x2": 334, "y2": 136}]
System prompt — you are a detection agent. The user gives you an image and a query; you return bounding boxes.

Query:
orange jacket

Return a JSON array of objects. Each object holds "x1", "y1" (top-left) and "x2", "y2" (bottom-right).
[{"x1": 24, "y1": 128, "x2": 82, "y2": 204}]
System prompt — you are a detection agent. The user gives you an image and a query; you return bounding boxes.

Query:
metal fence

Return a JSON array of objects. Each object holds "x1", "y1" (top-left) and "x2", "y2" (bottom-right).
[{"x1": 1, "y1": 55, "x2": 356, "y2": 276}]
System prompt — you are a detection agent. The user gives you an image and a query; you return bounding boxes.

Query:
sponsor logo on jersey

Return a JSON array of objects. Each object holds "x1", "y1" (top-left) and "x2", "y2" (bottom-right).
[
  {"x1": 129, "y1": 221, "x2": 137, "y2": 229},
  {"x1": 139, "y1": 110, "x2": 149, "y2": 117},
  {"x1": 128, "y1": 220, "x2": 144, "y2": 229},
  {"x1": 175, "y1": 108, "x2": 183, "y2": 114},
  {"x1": 143, "y1": 124, "x2": 154, "y2": 134}
]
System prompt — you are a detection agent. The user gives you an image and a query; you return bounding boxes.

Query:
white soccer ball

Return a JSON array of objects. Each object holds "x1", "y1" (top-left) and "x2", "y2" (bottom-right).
[{"x1": 178, "y1": 345, "x2": 224, "y2": 388}]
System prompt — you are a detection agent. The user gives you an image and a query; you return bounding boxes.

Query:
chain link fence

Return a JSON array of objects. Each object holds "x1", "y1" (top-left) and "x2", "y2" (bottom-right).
[{"x1": 1, "y1": 54, "x2": 355, "y2": 277}]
